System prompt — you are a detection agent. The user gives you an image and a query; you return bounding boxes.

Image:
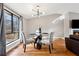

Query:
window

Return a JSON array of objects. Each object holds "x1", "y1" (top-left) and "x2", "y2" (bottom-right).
[
  {"x1": 4, "y1": 10, "x2": 19, "y2": 44},
  {"x1": 13, "y1": 15, "x2": 19, "y2": 39}
]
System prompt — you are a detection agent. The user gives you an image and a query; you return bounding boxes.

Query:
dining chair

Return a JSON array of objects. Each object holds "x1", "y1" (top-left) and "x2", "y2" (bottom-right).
[
  {"x1": 21, "y1": 32, "x2": 35, "y2": 52},
  {"x1": 41, "y1": 32, "x2": 53, "y2": 53}
]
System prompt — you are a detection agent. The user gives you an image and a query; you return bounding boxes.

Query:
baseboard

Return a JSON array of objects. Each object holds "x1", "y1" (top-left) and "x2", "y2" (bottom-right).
[
  {"x1": 6, "y1": 39, "x2": 21, "y2": 53},
  {"x1": 53, "y1": 37, "x2": 65, "y2": 41}
]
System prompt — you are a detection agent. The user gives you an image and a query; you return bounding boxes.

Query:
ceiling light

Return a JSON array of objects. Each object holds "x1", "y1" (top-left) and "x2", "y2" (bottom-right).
[{"x1": 32, "y1": 5, "x2": 45, "y2": 17}]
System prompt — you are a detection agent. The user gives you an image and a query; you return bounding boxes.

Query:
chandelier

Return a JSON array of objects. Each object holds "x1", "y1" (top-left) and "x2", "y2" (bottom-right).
[{"x1": 32, "y1": 5, "x2": 44, "y2": 17}]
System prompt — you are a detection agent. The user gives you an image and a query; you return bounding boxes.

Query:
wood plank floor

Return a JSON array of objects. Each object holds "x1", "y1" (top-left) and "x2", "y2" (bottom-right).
[{"x1": 7, "y1": 38, "x2": 76, "y2": 56}]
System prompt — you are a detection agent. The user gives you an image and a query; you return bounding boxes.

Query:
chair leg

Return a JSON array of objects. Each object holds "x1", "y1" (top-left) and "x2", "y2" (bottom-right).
[
  {"x1": 51, "y1": 43, "x2": 53, "y2": 50},
  {"x1": 49, "y1": 45, "x2": 51, "y2": 54},
  {"x1": 34, "y1": 43, "x2": 36, "y2": 48},
  {"x1": 23, "y1": 44, "x2": 26, "y2": 52},
  {"x1": 37, "y1": 43, "x2": 42, "y2": 50}
]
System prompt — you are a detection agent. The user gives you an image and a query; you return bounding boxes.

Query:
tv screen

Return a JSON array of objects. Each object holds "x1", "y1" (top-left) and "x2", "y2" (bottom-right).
[{"x1": 72, "y1": 20, "x2": 79, "y2": 29}]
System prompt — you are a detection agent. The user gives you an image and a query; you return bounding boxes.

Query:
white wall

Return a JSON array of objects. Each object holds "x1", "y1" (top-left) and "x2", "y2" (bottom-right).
[
  {"x1": 23, "y1": 18, "x2": 28, "y2": 36},
  {"x1": 51, "y1": 19, "x2": 64, "y2": 38},
  {"x1": 26, "y1": 14, "x2": 64, "y2": 38},
  {"x1": 23, "y1": 12, "x2": 79, "y2": 38},
  {"x1": 64, "y1": 13, "x2": 70, "y2": 37}
]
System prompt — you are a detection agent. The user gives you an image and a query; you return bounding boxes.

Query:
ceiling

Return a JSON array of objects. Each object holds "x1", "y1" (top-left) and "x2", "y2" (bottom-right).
[{"x1": 4, "y1": 3, "x2": 79, "y2": 19}]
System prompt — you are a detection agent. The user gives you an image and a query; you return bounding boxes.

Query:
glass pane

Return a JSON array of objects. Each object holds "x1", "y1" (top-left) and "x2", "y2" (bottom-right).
[
  {"x1": 4, "y1": 10, "x2": 11, "y2": 34},
  {"x1": 4, "y1": 10, "x2": 12, "y2": 44},
  {"x1": 13, "y1": 15, "x2": 19, "y2": 39}
]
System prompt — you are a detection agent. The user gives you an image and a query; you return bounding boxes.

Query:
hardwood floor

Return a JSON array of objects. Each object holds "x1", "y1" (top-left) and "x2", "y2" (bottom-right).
[{"x1": 7, "y1": 38, "x2": 76, "y2": 56}]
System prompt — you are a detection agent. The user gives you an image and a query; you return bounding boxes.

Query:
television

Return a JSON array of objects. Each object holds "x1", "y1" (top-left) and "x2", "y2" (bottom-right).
[{"x1": 71, "y1": 20, "x2": 79, "y2": 29}]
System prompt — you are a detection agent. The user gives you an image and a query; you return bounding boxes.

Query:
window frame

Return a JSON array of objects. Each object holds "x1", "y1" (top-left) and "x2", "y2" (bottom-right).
[{"x1": 4, "y1": 9, "x2": 20, "y2": 45}]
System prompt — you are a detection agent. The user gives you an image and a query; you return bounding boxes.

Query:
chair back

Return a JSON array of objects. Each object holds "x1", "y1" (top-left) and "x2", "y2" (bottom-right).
[
  {"x1": 21, "y1": 32, "x2": 26, "y2": 44},
  {"x1": 49, "y1": 32, "x2": 53, "y2": 43},
  {"x1": 42, "y1": 33, "x2": 49, "y2": 40}
]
